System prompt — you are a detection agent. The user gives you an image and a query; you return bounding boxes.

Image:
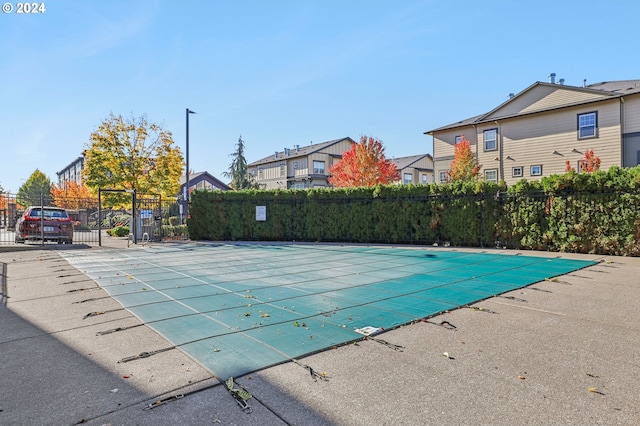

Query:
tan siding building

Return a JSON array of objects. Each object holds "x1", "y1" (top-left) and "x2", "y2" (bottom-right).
[
  {"x1": 426, "y1": 79, "x2": 640, "y2": 185},
  {"x1": 625, "y1": 97, "x2": 640, "y2": 131},
  {"x1": 392, "y1": 154, "x2": 434, "y2": 184},
  {"x1": 248, "y1": 138, "x2": 355, "y2": 190}
]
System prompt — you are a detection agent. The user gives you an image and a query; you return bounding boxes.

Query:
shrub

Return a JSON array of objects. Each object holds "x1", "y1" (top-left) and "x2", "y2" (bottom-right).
[
  {"x1": 109, "y1": 225, "x2": 130, "y2": 237},
  {"x1": 162, "y1": 224, "x2": 188, "y2": 238}
]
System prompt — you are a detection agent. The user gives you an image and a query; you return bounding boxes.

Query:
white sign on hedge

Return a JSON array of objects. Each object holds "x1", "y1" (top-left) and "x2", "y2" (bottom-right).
[{"x1": 256, "y1": 206, "x2": 266, "y2": 221}]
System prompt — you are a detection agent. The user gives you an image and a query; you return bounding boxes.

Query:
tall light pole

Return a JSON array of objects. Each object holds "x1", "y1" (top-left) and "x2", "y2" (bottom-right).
[{"x1": 185, "y1": 108, "x2": 196, "y2": 219}]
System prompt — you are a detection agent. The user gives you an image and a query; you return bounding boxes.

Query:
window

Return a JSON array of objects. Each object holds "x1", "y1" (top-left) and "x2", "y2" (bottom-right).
[
  {"x1": 484, "y1": 169, "x2": 498, "y2": 183},
  {"x1": 313, "y1": 160, "x2": 325, "y2": 174},
  {"x1": 403, "y1": 173, "x2": 412, "y2": 184},
  {"x1": 258, "y1": 168, "x2": 263, "y2": 179},
  {"x1": 280, "y1": 163, "x2": 285, "y2": 177},
  {"x1": 622, "y1": 133, "x2": 640, "y2": 167},
  {"x1": 578, "y1": 112, "x2": 597, "y2": 139},
  {"x1": 484, "y1": 129, "x2": 497, "y2": 151},
  {"x1": 512, "y1": 166, "x2": 523, "y2": 178},
  {"x1": 439, "y1": 171, "x2": 449, "y2": 183},
  {"x1": 421, "y1": 174, "x2": 428, "y2": 184},
  {"x1": 455, "y1": 135, "x2": 462, "y2": 144},
  {"x1": 530, "y1": 165, "x2": 542, "y2": 176},
  {"x1": 30, "y1": 208, "x2": 69, "y2": 220}
]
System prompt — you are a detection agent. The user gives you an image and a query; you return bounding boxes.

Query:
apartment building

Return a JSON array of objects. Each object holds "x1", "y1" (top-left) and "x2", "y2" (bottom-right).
[
  {"x1": 392, "y1": 154, "x2": 434, "y2": 185},
  {"x1": 57, "y1": 154, "x2": 85, "y2": 187},
  {"x1": 248, "y1": 137, "x2": 355, "y2": 190},
  {"x1": 426, "y1": 77, "x2": 640, "y2": 185}
]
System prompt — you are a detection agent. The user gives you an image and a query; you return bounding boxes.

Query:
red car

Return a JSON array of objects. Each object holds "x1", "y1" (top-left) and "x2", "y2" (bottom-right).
[{"x1": 15, "y1": 206, "x2": 74, "y2": 244}]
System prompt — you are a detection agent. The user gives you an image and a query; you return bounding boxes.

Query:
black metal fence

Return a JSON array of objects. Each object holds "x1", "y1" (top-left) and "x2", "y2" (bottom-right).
[
  {"x1": 5, "y1": 189, "x2": 638, "y2": 255},
  {"x1": 0, "y1": 192, "x2": 186, "y2": 247}
]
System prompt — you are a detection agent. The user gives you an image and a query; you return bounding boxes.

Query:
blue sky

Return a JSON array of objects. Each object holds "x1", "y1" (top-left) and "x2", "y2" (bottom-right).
[{"x1": 1, "y1": 0, "x2": 639, "y2": 192}]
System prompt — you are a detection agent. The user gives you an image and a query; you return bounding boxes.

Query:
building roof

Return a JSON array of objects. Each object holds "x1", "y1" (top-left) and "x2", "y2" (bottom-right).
[
  {"x1": 392, "y1": 154, "x2": 433, "y2": 170},
  {"x1": 586, "y1": 79, "x2": 640, "y2": 94},
  {"x1": 56, "y1": 155, "x2": 85, "y2": 176},
  {"x1": 179, "y1": 171, "x2": 231, "y2": 190},
  {"x1": 425, "y1": 79, "x2": 640, "y2": 134},
  {"x1": 248, "y1": 137, "x2": 354, "y2": 166}
]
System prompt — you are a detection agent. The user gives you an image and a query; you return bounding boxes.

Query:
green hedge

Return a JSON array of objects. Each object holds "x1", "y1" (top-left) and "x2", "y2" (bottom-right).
[
  {"x1": 187, "y1": 166, "x2": 640, "y2": 256},
  {"x1": 501, "y1": 166, "x2": 640, "y2": 255},
  {"x1": 187, "y1": 181, "x2": 505, "y2": 246}
]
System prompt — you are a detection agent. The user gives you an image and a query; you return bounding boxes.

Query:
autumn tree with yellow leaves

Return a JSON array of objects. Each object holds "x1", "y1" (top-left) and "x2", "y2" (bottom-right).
[{"x1": 83, "y1": 114, "x2": 184, "y2": 204}]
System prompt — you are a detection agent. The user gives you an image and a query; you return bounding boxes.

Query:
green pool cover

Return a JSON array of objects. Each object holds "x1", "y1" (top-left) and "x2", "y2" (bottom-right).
[{"x1": 61, "y1": 243, "x2": 595, "y2": 380}]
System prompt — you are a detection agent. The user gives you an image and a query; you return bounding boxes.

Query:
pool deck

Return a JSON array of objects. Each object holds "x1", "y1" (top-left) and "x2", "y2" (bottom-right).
[{"x1": 1, "y1": 240, "x2": 638, "y2": 425}]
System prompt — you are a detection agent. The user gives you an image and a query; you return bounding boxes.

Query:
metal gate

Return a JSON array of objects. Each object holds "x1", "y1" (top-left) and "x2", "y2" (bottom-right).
[
  {"x1": 1, "y1": 190, "x2": 180, "y2": 247},
  {"x1": 97, "y1": 189, "x2": 164, "y2": 246},
  {"x1": 133, "y1": 193, "x2": 163, "y2": 244},
  {"x1": 0, "y1": 192, "x2": 101, "y2": 246},
  {"x1": 0, "y1": 192, "x2": 18, "y2": 245}
]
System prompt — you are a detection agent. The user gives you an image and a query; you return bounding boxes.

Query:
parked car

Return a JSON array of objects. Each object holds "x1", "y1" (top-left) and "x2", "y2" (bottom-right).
[{"x1": 15, "y1": 206, "x2": 73, "y2": 244}]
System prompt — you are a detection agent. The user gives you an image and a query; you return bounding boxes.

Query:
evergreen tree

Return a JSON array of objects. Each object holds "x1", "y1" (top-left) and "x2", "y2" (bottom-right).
[
  {"x1": 17, "y1": 169, "x2": 53, "y2": 207},
  {"x1": 224, "y1": 136, "x2": 258, "y2": 190}
]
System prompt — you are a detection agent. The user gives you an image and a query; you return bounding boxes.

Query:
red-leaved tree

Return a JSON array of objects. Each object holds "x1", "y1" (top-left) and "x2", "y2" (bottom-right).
[
  {"x1": 448, "y1": 136, "x2": 481, "y2": 181},
  {"x1": 51, "y1": 181, "x2": 94, "y2": 210},
  {"x1": 565, "y1": 148, "x2": 601, "y2": 173},
  {"x1": 328, "y1": 136, "x2": 399, "y2": 188}
]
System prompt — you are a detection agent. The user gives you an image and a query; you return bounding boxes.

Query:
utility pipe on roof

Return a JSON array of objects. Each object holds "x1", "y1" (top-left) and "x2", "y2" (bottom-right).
[
  {"x1": 620, "y1": 97, "x2": 625, "y2": 167},
  {"x1": 494, "y1": 120, "x2": 503, "y2": 182},
  {"x1": 472, "y1": 124, "x2": 478, "y2": 169}
]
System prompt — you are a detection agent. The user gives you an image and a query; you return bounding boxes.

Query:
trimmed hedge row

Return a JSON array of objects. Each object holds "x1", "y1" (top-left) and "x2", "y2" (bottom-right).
[{"x1": 188, "y1": 166, "x2": 640, "y2": 256}]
